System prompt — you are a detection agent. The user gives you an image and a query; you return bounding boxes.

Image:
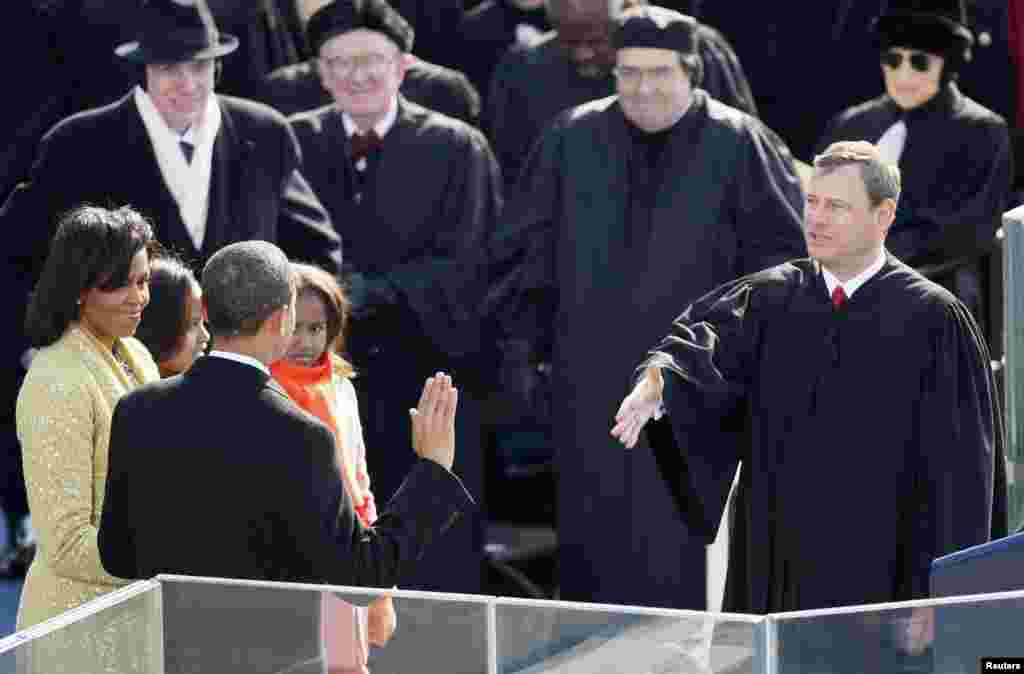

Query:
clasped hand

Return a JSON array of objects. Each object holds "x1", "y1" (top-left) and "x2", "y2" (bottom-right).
[
  {"x1": 410, "y1": 373, "x2": 457, "y2": 470},
  {"x1": 610, "y1": 368, "x2": 663, "y2": 449}
]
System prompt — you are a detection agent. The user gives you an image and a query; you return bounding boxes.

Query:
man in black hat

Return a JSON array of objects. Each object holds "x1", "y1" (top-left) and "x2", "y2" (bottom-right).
[
  {"x1": 288, "y1": 0, "x2": 501, "y2": 595},
  {"x1": 487, "y1": 5, "x2": 805, "y2": 609},
  {"x1": 816, "y1": 0, "x2": 1011, "y2": 351},
  {"x1": 260, "y1": 0, "x2": 482, "y2": 123},
  {"x1": 2, "y1": 0, "x2": 341, "y2": 295},
  {"x1": 486, "y1": 0, "x2": 759, "y2": 195}
]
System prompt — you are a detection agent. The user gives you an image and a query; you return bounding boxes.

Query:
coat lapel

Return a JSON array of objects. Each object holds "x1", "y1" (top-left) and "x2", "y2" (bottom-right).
[
  {"x1": 120, "y1": 95, "x2": 181, "y2": 218},
  {"x1": 203, "y1": 98, "x2": 247, "y2": 260}
]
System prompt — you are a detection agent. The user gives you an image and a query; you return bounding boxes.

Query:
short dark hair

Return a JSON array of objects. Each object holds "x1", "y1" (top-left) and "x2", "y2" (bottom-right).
[
  {"x1": 26, "y1": 205, "x2": 155, "y2": 348},
  {"x1": 201, "y1": 241, "x2": 294, "y2": 339},
  {"x1": 135, "y1": 254, "x2": 199, "y2": 364}
]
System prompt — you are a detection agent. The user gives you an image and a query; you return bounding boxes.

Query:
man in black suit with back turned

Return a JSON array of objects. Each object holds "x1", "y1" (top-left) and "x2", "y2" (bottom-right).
[{"x1": 99, "y1": 240, "x2": 473, "y2": 673}]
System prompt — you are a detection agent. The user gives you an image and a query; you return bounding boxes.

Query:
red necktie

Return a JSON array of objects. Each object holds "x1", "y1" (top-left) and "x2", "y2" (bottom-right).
[
  {"x1": 831, "y1": 285, "x2": 847, "y2": 310},
  {"x1": 349, "y1": 129, "x2": 382, "y2": 162}
]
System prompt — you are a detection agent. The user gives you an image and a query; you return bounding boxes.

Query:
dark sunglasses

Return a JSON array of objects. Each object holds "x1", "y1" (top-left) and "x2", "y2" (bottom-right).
[{"x1": 881, "y1": 50, "x2": 932, "y2": 72}]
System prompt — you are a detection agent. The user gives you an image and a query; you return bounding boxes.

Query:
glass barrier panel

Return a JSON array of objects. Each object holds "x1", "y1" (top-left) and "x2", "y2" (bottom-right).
[
  {"x1": 0, "y1": 580, "x2": 162, "y2": 674},
  {"x1": 1003, "y1": 207, "x2": 1024, "y2": 532},
  {"x1": 496, "y1": 598, "x2": 766, "y2": 674},
  {"x1": 158, "y1": 575, "x2": 491, "y2": 674},
  {"x1": 771, "y1": 590, "x2": 1024, "y2": 674}
]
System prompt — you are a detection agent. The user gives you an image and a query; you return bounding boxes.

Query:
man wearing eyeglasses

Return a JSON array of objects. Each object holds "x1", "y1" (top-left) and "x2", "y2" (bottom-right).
[
  {"x1": 817, "y1": 0, "x2": 1011, "y2": 350},
  {"x1": 289, "y1": 0, "x2": 501, "y2": 596},
  {"x1": 486, "y1": 5, "x2": 805, "y2": 610},
  {"x1": 486, "y1": 0, "x2": 759, "y2": 196}
]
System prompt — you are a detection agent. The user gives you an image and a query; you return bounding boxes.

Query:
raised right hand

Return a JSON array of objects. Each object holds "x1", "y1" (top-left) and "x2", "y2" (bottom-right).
[{"x1": 410, "y1": 373, "x2": 457, "y2": 471}]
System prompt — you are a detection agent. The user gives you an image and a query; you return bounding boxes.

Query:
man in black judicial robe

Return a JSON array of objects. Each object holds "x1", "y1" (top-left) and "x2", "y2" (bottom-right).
[
  {"x1": 262, "y1": 54, "x2": 481, "y2": 122},
  {"x1": 816, "y1": 0, "x2": 1011, "y2": 348},
  {"x1": 613, "y1": 141, "x2": 999, "y2": 630},
  {"x1": 488, "y1": 6, "x2": 805, "y2": 609},
  {"x1": 486, "y1": 0, "x2": 758, "y2": 193},
  {"x1": 290, "y1": 0, "x2": 502, "y2": 594},
  {"x1": 262, "y1": 0, "x2": 480, "y2": 122}
]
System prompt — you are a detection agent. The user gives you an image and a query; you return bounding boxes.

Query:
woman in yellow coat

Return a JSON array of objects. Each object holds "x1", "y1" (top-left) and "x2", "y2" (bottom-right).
[{"x1": 15, "y1": 205, "x2": 159, "y2": 629}]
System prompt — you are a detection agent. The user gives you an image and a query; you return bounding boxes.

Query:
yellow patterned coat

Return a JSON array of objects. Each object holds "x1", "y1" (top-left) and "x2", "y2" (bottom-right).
[{"x1": 15, "y1": 326, "x2": 159, "y2": 629}]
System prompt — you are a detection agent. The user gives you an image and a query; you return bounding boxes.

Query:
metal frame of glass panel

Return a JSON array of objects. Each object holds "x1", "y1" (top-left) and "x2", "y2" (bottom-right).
[
  {"x1": 1004, "y1": 206, "x2": 1024, "y2": 533},
  {"x1": 5, "y1": 577, "x2": 1024, "y2": 673}
]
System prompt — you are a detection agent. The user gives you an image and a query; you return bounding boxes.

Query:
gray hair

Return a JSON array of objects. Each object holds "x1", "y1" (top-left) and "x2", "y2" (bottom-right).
[
  {"x1": 812, "y1": 140, "x2": 901, "y2": 207},
  {"x1": 201, "y1": 240, "x2": 294, "y2": 338}
]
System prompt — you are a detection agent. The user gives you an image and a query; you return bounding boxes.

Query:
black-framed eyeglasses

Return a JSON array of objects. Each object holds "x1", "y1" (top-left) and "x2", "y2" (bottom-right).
[{"x1": 881, "y1": 50, "x2": 932, "y2": 73}]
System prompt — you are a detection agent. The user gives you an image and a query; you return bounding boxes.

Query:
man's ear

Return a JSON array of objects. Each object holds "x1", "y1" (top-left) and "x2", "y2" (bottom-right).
[
  {"x1": 315, "y1": 56, "x2": 327, "y2": 84},
  {"x1": 397, "y1": 52, "x2": 415, "y2": 81},
  {"x1": 201, "y1": 298, "x2": 209, "y2": 323},
  {"x1": 876, "y1": 197, "x2": 897, "y2": 236}
]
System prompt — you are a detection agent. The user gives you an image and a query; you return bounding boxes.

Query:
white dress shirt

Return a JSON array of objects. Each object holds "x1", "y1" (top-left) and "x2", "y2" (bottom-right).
[
  {"x1": 341, "y1": 96, "x2": 398, "y2": 172},
  {"x1": 821, "y1": 248, "x2": 888, "y2": 300},
  {"x1": 134, "y1": 86, "x2": 221, "y2": 250},
  {"x1": 207, "y1": 350, "x2": 270, "y2": 376}
]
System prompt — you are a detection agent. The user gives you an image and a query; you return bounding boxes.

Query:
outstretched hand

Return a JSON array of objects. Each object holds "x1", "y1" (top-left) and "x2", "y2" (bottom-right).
[
  {"x1": 611, "y1": 368, "x2": 664, "y2": 449},
  {"x1": 410, "y1": 373, "x2": 457, "y2": 471}
]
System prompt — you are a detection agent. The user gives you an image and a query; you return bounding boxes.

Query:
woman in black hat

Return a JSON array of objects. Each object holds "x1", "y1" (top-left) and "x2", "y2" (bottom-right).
[{"x1": 816, "y1": 0, "x2": 1011, "y2": 340}]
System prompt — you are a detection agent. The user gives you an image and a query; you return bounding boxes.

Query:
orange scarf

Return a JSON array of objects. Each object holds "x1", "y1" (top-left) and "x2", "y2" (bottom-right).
[
  {"x1": 271, "y1": 353, "x2": 372, "y2": 526},
  {"x1": 271, "y1": 352, "x2": 338, "y2": 438}
]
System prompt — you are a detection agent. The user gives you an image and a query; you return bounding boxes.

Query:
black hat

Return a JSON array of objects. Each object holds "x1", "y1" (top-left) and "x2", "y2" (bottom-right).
[
  {"x1": 613, "y1": 5, "x2": 699, "y2": 56},
  {"x1": 613, "y1": 6, "x2": 703, "y2": 86},
  {"x1": 115, "y1": 0, "x2": 238, "y2": 64},
  {"x1": 873, "y1": 0, "x2": 973, "y2": 55},
  {"x1": 306, "y1": 0, "x2": 415, "y2": 56}
]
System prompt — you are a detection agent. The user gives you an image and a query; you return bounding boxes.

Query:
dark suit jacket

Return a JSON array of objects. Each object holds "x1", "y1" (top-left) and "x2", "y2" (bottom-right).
[
  {"x1": 99, "y1": 354, "x2": 473, "y2": 585},
  {"x1": 3, "y1": 91, "x2": 341, "y2": 286}
]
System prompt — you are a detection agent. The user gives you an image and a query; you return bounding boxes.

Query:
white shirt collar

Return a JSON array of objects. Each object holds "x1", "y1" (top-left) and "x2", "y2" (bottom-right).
[
  {"x1": 133, "y1": 85, "x2": 217, "y2": 148},
  {"x1": 821, "y1": 248, "x2": 887, "y2": 299},
  {"x1": 207, "y1": 350, "x2": 270, "y2": 376},
  {"x1": 133, "y1": 86, "x2": 220, "y2": 250},
  {"x1": 341, "y1": 95, "x2": 399, "y2": 138}
]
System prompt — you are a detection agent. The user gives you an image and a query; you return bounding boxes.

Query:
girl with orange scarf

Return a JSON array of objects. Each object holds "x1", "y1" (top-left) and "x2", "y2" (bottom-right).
[{"x1": 270, "y1": 263, "x2": 393, "y2": 673}]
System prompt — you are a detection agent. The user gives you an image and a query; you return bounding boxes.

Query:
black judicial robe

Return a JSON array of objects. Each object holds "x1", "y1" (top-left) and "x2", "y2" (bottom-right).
[
  {"x1": 457, "y1": 0, "x2": 550, "y2": 108},
  {"x1": 290, "y1": 98, "x2": 501, "y2": 594},
  {"x1": 817, "y1": 85, "x2": 1011, "y2": 332},
  {"x1": 486, "y1": 26, "x2": 758, "y2": 191},
  {"x1": 261, "y1": 57, "x2": 481, "y2": 124},
  {"x1": 642, "y1": 256, "x2": 1000, "y2": 613},
  {"x1": 488, "y1": 91, "x2": 805, "y2": 608}
]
